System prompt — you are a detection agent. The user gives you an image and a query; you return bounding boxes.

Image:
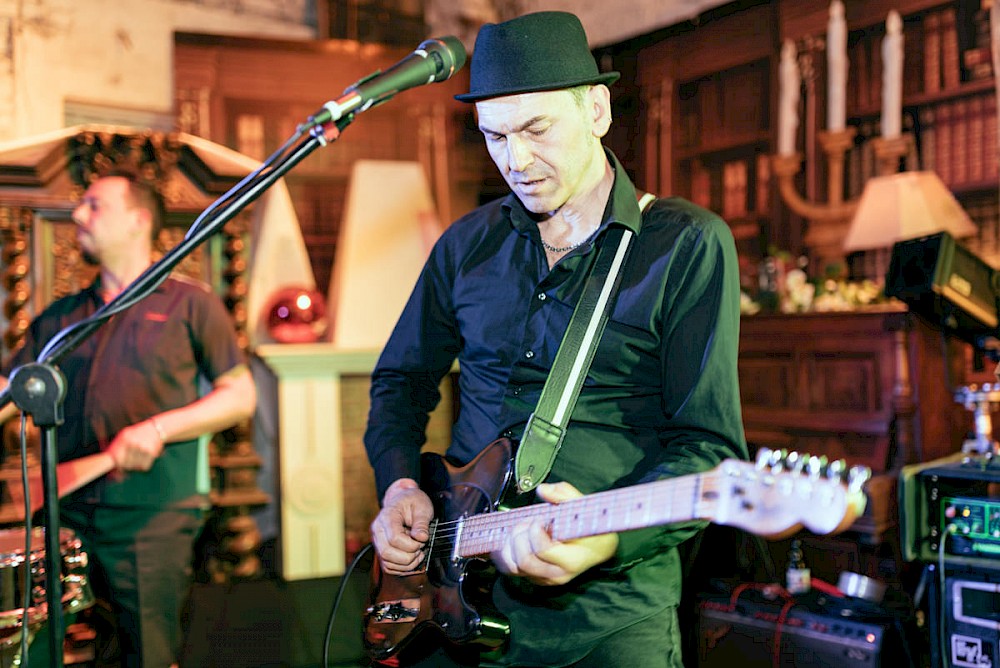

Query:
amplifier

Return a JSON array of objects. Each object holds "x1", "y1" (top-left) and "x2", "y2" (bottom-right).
[
  {"x1": 928, "y1": 563, "x2": 1000, "y2": 668},
  {"x1": 697, "y1": 590, "x2": 907, "y2": 668},
  {"x1": 900, "y1": 454, "x2": 1000, "y2": 565},
  {"x1": 885, "y1": 231, "x2": 1000, "y2": 345}
]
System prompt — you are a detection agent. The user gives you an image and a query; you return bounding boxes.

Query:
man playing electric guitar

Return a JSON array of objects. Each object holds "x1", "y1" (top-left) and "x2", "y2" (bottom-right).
[{"x1": 364, "y1": 11, "x2": 748, "y2": 668}]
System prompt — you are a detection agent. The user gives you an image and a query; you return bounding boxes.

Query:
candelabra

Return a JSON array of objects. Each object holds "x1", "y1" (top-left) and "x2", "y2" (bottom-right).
[
  {"x1": 772, "y1": 132, "x2": 912, "y2": 272},
  {"x1": 772, "y1": 23, "x2": 914, "y2": 276}
]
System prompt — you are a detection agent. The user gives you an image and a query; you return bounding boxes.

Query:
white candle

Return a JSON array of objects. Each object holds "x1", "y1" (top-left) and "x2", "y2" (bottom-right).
[
  {"x1": 827, "y1": 0, "x2": 847, "y2": 131},
  {"x1": 778, "y1": 39, "x2": 801, "y2": 156},
  {"x1": 881, "y1": 10, "x2": 904, "y2": 139}
]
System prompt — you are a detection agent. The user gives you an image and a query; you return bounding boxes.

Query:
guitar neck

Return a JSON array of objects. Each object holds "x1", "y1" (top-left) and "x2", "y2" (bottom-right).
[{"x1": 453, "y1": 471, "x2": 714, "y2": 558}]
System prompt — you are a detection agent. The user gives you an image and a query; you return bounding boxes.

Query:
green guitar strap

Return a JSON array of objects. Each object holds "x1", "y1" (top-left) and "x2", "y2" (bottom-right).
[{"x1": 514, "y1": 192, "x2": 656, "y2": 494}]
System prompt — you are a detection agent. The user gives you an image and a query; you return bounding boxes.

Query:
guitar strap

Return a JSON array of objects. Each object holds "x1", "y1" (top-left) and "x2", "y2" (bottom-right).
[{"x1": 514, "y1": 191, "x2": 657, "y2": 493}]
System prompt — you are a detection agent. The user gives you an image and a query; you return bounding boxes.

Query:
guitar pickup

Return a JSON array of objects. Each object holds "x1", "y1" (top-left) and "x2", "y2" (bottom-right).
[{"x1": 368, "y1": 598, "x2": 420, "y2": 623}]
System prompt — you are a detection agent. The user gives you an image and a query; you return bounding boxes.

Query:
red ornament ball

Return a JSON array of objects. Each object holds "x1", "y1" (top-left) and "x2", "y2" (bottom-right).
[{"x1": 265, "y1": 287, "x2": 328, "y2": 343}]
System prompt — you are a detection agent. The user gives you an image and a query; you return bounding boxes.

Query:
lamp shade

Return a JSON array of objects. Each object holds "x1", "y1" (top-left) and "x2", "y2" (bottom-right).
[{"x1": 843, "y1": 171, "x2": 976, "y2": 252}]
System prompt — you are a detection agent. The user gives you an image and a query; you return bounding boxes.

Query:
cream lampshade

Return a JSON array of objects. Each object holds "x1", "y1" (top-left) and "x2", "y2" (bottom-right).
[{"x1": 843, "y1": 171, "x2": 977, "y2": 252}]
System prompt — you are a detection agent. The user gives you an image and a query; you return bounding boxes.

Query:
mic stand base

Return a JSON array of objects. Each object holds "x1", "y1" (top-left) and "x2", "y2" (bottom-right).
[{"x1": 8, "y1": 363, "x2": 67, "y2": 668}]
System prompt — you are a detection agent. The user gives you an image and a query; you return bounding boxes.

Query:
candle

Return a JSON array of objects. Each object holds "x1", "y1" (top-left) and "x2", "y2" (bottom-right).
[
  {"x1": 881, "y1": 11, "x2": 903, "y2": 139},
  {"x1": 827, "y1": 0, "x2": 847, "y2": 131},
  {"x1": 778, "y1": 39, "x2": 801, "y2": 156}
]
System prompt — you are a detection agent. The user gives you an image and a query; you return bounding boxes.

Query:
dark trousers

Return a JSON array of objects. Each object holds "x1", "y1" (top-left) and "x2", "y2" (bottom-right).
[
  {"x1": 397, "y1": 604, "x2": 683, "y2": 668},
  {"x1": 58, "y1": 503, "x2": 205, "y2": 668}
]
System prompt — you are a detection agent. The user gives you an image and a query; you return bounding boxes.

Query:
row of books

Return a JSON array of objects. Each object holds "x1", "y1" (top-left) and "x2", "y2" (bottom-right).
[
  {"x1": 844, "y1": 91, "x2": 998, "y2": 199},
  {"x1": 962, "y1": 195, "x2": 1000, "y2": 267},
  {"x1": 917, "y1": 93, "x2": 999, "y2": 189},
  {"x1": 922, "y1": 5, "x2": 965, "y2": 95},
  {"x1": 689, "y1": 153, "x2": 771, "y2": 221},
  {"x1": 845, "y1": 117, "x2": 919, "y2": 201},
  {"x1": 848, "y1": 2, "x2": 991, "y2": 113}
]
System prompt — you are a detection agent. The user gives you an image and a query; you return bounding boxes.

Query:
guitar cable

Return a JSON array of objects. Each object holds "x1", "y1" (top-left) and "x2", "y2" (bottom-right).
[
  {"x1": 322, "y1": 541, "x2": 374, "y2": 668},
  {"x1": 937, "y1": 523, "x2": 958, "y2": 667}
]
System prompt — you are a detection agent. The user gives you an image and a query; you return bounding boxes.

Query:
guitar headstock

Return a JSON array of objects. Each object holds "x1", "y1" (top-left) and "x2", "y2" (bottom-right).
[{"x1": 709, "y1": 449, "x2": 871, "y2": 539}]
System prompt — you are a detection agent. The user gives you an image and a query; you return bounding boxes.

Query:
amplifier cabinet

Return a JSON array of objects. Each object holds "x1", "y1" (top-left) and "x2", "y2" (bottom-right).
[
  {"x1": 928, "y1": 563, "x2": 1000, "y2": 668},
  {"x1": 900, "y1": 455, "x2": 1000, "y2": 566},
  {"x1": 697, "y1": 592, "x2": 908, "y2": 668},
  {"x1": 886, "y1": 230, "x2": 1000, "y2": 344}
]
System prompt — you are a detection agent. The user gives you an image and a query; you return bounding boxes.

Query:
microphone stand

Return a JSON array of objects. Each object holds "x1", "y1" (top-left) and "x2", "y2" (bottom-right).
[{"x1": 0, "y1": 116, "x2": 353, "y2": 667}]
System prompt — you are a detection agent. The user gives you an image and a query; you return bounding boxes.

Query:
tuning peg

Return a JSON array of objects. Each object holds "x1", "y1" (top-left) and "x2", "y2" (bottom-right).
[
  {"x1": 767, "y1": 450, "x2": 788, "y2": 473},
  {"x1": 826, "y1": 458, "x2": 846, "y2": 481},
  {"x1": 806, "y1": 454, "x2": 828, "y2": 478},
  {"x1": 755, "y1": 447, "x2": 774, "y2": 468},
  {"x1": 774, "y1": 449, "x2": 791, "y2": 471},
  {"x1": 848, "y1": 465, "x2": 872, "y2": 492},
  {"x1": 785, "y1": 450, "x2": 805, "y2": 473},
  {"x1": 755, "y1": 447, "x2": 785, "y2": 471}
]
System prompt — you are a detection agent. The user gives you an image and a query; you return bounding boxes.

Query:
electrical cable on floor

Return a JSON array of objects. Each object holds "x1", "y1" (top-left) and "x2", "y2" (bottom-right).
[{"x1": 323, "y1": 542, "x2": 374, "y2": 668}]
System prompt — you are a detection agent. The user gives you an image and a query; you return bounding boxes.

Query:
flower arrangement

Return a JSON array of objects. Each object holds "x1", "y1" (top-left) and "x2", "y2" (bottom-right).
[{"x1": 740, "y1": 251, "x2": 888, "y2": 315}]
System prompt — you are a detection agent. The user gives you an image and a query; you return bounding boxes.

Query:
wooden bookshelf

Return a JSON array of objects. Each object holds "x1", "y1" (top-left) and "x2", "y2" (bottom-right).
[
  {"x1": 622, "y1": 0, "x2": 996, "y2": 270},
  {"x1": 841, "y1": 0, "x2": 999, "y2": 266},
  {"x1": 606, "y1": 1, "x2": 777, "y2": 262},
  {"x1": 675, "y1": 55, "x2": 773, "y2": 244}
]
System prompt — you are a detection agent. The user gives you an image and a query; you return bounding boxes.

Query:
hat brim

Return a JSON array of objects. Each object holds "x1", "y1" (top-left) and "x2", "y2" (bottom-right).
[{"x1": 455, "y1": 71, "x2": 621, "y2": 103}]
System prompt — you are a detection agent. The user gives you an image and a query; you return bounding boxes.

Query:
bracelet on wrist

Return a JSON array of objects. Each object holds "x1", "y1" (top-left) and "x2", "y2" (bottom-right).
[{"x1": 149, "y1": 416, "x2": 167, "y2": 442}]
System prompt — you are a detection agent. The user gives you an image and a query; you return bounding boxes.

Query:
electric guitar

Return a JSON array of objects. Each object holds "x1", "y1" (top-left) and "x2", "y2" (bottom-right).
[{"x1": 363, "y1": 438, "x2": 871, "y2": 664}]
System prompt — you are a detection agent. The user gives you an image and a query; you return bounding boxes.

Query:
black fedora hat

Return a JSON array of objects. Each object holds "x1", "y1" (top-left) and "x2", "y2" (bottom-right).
[{"x1": 455, "y1": 11, "x2": 620, "y2": 103}]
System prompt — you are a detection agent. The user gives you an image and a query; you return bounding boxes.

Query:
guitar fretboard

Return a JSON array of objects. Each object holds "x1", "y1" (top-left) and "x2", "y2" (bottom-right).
[{"x1": 453, "y1": 471, "x2": 719, "y2": 558}]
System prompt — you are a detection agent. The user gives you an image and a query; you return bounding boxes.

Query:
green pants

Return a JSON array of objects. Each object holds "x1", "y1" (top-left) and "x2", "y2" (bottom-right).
[
  {"x1": 30, "y1": 503, "x2": 206, "y2": 668},
  {"x1": 400, "y1": 604, "x2": 684, "y2": 668}
]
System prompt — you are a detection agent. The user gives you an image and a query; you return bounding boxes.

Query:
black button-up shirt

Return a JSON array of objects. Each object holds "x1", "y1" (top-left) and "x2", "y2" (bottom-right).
[{"x1": 364, "y1": 151, "x2": 747, "y2": 663}]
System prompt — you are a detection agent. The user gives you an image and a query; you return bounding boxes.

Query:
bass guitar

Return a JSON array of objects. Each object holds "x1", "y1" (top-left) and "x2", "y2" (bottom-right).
[{"x1": 363, "y1": 439, "x2": 871, "y2": 663}]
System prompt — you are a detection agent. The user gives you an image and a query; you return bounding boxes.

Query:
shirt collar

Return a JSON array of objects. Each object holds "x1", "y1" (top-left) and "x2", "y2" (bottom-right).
[
  {"x1": 502, "y1": 149, "x2": 644, "y2": 236},
  {"x1": 87, "y1": 269, "x2": 168, "y2": 305}
]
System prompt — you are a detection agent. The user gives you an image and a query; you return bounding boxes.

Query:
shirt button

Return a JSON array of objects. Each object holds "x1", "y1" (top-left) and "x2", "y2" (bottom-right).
[
  {"x1": 525, "y1": 350, "x2": 535, "y2": 359},
  {"x1": 512, "y1": 386, "x2": 522, "y2": 396},
  {"x1": 537, "y1": 293, "x2": 547, "y2": 301}
]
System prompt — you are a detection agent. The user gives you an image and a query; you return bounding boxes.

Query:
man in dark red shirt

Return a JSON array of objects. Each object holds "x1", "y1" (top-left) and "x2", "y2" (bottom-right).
[{"x1": 1, "y1": 171, "x2": 256, "y2": 667}]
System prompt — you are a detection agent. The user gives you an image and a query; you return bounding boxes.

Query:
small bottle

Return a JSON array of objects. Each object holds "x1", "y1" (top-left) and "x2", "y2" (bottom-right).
[{"x1": 785, "y1": 539, "x2": 811, "y2": 595}]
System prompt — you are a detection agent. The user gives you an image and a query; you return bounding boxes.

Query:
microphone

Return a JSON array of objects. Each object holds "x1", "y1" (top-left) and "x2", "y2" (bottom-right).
[{"x1": 308, "y1": 36, "x2": 466, "y2": 127}]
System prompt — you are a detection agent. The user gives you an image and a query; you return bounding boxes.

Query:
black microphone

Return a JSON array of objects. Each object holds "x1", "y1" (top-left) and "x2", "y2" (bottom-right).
[{"x1": 308, "y1": 36, "x2": 466, "y2": 127}]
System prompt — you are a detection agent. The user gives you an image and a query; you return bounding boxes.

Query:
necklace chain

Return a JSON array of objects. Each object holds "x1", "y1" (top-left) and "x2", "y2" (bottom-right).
[{"x1": 540, "y1": 228, "x2": 598, "y2": 254}]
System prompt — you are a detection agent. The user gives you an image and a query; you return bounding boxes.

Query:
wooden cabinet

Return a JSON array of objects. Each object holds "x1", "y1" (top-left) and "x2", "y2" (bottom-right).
[{"x1": 739, "y1": 305, "x2": 971, "y2": 542}]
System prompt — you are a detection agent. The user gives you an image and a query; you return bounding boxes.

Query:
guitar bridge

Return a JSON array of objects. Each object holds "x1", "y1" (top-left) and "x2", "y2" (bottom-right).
[{"x1": 367, "y1": 598, "x2": 420, "y2": 623}]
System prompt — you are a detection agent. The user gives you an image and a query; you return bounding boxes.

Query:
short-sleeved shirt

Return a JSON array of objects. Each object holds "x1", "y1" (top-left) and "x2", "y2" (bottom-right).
[{"x1": 3, "y1": 274, "x2": 246, "y2": 508}]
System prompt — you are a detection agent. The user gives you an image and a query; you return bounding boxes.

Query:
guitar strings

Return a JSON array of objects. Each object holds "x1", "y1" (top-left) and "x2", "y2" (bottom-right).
[
  {"x1": 415, "y1": 462, "x2": 852, "y2": 563},
  {"x1": 419, "y1": 474, "x2": 714, "y2": 560}
]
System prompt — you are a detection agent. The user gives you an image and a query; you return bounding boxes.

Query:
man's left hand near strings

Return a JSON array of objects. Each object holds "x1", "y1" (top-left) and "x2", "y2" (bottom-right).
[{"x1": 491, "y1": 482, "x2": 619, "y2": 586}]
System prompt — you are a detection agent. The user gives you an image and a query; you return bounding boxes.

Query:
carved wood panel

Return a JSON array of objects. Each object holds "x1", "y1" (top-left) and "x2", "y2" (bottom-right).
[
  {"x1": 739, "y1": 306, "x2": 968, "y2": 473},
  {"x1": 806, "y1": 352, "x2": 882, "y2": 413}
]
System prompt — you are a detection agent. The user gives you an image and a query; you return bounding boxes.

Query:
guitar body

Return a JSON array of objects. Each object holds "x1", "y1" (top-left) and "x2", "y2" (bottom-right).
[
  {"x1": 362, "y1": 444, "x2": 871, "y2": 664},
  {"x1": 364, "y1": 437, "x2": 517, "y2": 663}
]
